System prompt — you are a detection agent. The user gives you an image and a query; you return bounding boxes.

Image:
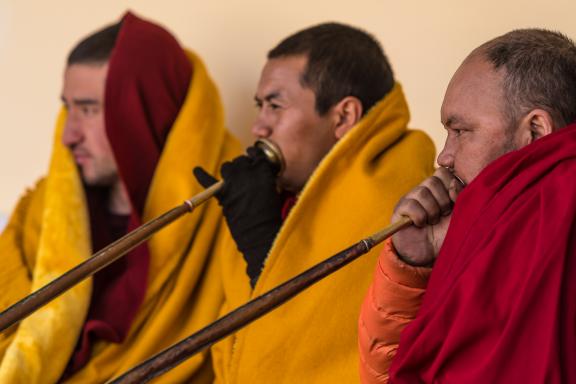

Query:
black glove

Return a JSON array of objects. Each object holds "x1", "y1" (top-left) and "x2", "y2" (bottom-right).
[{"x1": 193, "y1": 146, "x2": 283, "y2": 287}]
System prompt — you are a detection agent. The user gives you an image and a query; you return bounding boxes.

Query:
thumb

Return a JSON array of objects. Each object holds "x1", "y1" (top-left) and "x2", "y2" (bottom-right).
[
  {"x1": 193, "y1": 166, "x2": 218, "y2": 188},
  {"x1": 247, "y1": 145, "x2": 281, "y2": 175},
  {"x1": 246, "y1": 145, "x2": 265, "y2": 160},
  {"x1": 449, "y1": 178, "x2": 464, "y2": 203}
]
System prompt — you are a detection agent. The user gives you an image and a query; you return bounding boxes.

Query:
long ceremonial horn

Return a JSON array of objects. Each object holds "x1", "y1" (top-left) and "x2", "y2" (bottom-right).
[
  {"x1": 0, "y1": 139, "x2": 285, "y2": 333},
  {"x1": 109, "y1": 216, "x2": 413, "y2": 384}
]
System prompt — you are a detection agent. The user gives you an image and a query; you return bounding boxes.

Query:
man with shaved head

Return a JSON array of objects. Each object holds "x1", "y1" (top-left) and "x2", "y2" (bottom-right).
[{"x1": 359, "y1": 28, "x2": 576, "y2": 383}]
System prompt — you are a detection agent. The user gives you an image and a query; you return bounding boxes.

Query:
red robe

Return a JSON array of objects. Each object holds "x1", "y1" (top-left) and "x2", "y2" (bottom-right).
[{"x1": 390, "y1": 123, "x2": 576, "y2": 383}]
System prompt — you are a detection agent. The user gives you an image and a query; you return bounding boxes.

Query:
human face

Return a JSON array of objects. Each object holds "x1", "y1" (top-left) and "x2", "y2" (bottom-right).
[
  {"x1": 61, "y1": 63, "x2": 118, "y2": 186},
  {"x1": 438, "y1": 55, "x2": 521, "y2": 184},
  {"x1": 252, "y1": 55, "x2": 338, "y2": 192}
]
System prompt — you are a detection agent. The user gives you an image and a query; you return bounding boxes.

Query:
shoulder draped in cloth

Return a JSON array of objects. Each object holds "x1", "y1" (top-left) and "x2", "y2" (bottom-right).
[
  {"x1": 211, "y1": 84, "x2": 435, "y2": 383},
  {"x1": 0, "y1": 11, "x2": 242, "y2": 383},
  {"x1": 389, "y1": 123, "x2": 576, "y2": 383}
]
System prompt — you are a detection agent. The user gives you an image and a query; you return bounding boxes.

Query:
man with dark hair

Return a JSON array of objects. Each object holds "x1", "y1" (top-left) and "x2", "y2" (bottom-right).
[
  {"x1": 194, "y1": 22, "x2": 434, "y2": 383},
  {"x1": 267, "y1": 23, "x2": 395, "y2": 117},
  {"x1": 0, "y1": 12, "x2": 241, "y2": 382},
  {"x1": 359, "y1": 28, "x2": 576, "y2": 383},
  {"x1": 67, "y1": 22, "x2": 121, "y2": 65}
]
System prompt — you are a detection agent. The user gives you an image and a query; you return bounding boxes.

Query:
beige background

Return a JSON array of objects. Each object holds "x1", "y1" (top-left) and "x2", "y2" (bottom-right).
[{"x1": 1, "y1": 0, "x2": 575, "y2": 220}]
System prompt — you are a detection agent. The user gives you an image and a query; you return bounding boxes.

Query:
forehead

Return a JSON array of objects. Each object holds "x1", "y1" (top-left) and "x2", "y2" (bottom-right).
[
  {"x1": 441, "y1": 55, "x2": 506, "y2": 124},
  {"x1": 256, "y1": 55, "x2": 309, "y2": 96},
  {"x1": 63, "y1": 63, "x2": 108, "y2": 98}
]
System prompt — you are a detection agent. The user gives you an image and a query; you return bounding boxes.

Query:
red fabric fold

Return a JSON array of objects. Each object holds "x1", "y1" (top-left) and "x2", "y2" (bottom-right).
[
  {"x1": 390, "y1": 123, "x2": 576, "y2": 383},
  {"x1": 68, "y1": 11, "x2": 192, "y2": 372}
]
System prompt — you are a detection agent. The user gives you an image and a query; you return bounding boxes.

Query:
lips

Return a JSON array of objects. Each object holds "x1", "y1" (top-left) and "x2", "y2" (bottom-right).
[
  {"x1": 453, "y1": 173, "x2": 466, "y2": 187},
  {"x1": 72, "y1": 149, "x2": 91, "y2": 165}
]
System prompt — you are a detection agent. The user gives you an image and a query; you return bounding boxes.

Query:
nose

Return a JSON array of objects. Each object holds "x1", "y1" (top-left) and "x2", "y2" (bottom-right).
[
  {"x1": 62, "y1": 112, "x2": 83, "y2": 148},
  {"x1": 437, "y1": 138, "x2": 455, "y2": 169},
  {"x1": 251, "y1": 110, "x2": 273, "y2": 139}
]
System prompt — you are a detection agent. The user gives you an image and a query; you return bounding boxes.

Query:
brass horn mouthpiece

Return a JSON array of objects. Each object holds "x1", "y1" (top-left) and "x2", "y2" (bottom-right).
[{"x1": 255, "y1": 138, "x2": 286, "y2": 176}]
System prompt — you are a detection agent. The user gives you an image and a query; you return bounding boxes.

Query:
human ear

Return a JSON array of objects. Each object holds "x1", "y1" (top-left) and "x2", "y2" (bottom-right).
[
  {"x1": 333, "y1": 96, "x2": 363, "y2": 139},
  {"x1": 517, "y1": 109, "x2": 554, "y2": 145}
]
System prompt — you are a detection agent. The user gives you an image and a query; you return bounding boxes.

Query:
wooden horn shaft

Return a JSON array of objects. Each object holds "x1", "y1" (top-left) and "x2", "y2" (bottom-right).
[{"x1": 0, "y1": 139, "x2": 284, "y2": 332}]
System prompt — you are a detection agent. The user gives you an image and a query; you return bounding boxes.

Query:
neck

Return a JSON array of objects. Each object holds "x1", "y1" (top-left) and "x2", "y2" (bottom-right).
[{"x1": 108, "y1": 179, "x2": 131, "y2": 215}]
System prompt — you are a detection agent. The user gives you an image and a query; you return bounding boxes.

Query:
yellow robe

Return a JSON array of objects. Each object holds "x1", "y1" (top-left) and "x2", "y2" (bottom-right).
[
  {"x1": 211, "y1": 84, "x2": 435, "y2": 383},
  {"x1": 0, "y1": 51, "x2": 241, "y2": 383}
]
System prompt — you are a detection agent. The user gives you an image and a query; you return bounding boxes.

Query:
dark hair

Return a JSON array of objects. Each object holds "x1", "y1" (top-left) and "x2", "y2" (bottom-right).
[
  {"x1": 268, "y1": 22, "x2": 394, "y2": 116},
  {"x1": 67, "y1": 22, "x2": 122, "y2": 66},
  {"x1": 476, "y1": 28, "x2": 576, "y2": 128}
]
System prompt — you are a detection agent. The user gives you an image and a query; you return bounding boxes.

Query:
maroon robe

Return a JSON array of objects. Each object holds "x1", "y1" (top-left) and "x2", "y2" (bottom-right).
[{"x1": 390, "y1": 123, "x2": 576, "y2": 383}]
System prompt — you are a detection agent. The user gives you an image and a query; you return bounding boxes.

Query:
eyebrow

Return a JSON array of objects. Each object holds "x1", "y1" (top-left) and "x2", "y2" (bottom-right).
[
  {"x1": 60, "y1": 96, "x2": 100, "y2": 106},
  {"x1": 254, "y1": 91, "x2": 281, "y2": 103},
  {"x1": 443, "y1": 115, "x2": 464, "y2": 127}
]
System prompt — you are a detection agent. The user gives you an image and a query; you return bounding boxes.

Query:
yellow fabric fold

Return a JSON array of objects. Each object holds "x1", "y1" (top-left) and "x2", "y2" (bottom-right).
[
  {"x1": 0, "y1": 111, "x2": 92, "y2": 384},
  {"x1": 0, "y1": 50, "x2": 242, "y2": 383},
  {"x1": 211, "y1": 84, "x2": 435, "y2": 384}
]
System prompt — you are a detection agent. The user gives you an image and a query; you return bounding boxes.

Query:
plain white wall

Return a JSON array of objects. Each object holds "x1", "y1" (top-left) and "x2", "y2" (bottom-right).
[{"x1": 1, "y1": 0, "x2": 575, "y2": 216}]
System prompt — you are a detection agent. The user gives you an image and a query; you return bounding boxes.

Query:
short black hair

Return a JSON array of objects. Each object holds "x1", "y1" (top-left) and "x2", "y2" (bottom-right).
[
  {"x1": 268, "y1": 22, "x2": 394, "y2": 116},
  {"x1": 67, "y1": 22, "x2": 122, "y2": 66},
  {"x1": 476, "y1": 28, "x2": 576, "y2": 128}
]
